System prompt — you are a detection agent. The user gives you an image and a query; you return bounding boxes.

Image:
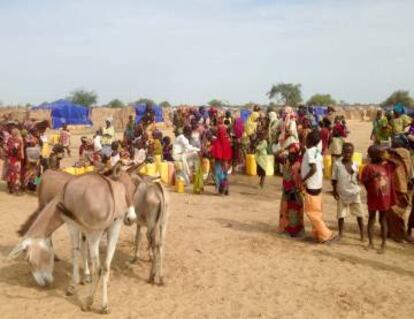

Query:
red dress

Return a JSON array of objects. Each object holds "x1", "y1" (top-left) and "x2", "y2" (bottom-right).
[
  {"x1": 211, "y1": 125, "x2": 232, "y2": 161},
  {"x1": 361, "y1": 162, "x2": 395, "y2": 212},
  {"x1": 319, "y1": 127, "x2": 330, "y2": 155}
]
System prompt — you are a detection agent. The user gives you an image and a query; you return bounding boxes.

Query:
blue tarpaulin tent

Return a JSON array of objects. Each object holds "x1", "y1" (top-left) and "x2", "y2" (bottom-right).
[
  {"x1": 33, "y1": 99, "x2": 92, "y2": 129},
  {"x1": 134, "y1": 104, "x2": 164, "y2": 123},
  {"x1": 240, "y1": 109, "x2": 251, "y2": 123},
  {"x1": 312, "y1": 106, "x2": 328, "y2": 123}
]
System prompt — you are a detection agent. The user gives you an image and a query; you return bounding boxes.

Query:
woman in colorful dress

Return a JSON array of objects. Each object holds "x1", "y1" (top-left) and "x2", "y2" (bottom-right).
[
  {"x1": 278, "y1": 143, "x2": 304, "y2": 237},
  {"x1": 23, "y1": 129, "x2": 41, "y2": 191},
  {"x1": 211, "y1": 123, "x2": 233, "y2": 195},
  {"x1": 5, "y1": 128, "x2": 24, "y2": 194}
]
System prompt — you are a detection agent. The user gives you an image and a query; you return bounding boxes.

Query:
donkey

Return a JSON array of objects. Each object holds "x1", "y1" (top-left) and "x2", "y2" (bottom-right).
[
  {"x1": 9, "y1": 173, "x2": 137, "y2": 314},
  {"x1": 129, "y1": 175, "x2": 169, "y2": 285}
]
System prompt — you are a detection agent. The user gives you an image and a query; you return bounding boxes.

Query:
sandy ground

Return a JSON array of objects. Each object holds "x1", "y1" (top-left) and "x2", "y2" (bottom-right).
[{"x1": 1, "y1": 120, "x2": 414, "y2": 319}]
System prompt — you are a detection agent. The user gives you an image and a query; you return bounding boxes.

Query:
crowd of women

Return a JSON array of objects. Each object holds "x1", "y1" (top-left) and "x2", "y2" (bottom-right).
[{"x1": 2, "y1": 102, "x2": 414, "y2": 250}]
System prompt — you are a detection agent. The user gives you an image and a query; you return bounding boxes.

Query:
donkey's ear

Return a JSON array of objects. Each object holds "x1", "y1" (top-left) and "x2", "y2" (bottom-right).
[
  {"x1": 111, "y1": 162, "x2": 123, "y2": 179},
  {"x1": 126, "y1": 162, "x2": 145, "y2": 175},
  {"x1": 8, "y1": 240, "x2": 29, "y2": 260}
]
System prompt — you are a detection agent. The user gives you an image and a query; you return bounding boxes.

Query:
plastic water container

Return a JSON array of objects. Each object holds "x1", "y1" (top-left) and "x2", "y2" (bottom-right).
[
  {"x1": 167, "y1": 162, "x2": 175, "y2": 185},
  {"x1": 62, "y1": 167, "x2": 76, "y2": 175},
  {"x1": 84, "y1": 166, "x2": 94, "y2": 173},
  {"x1": 246, "y1": 154, "x2": 257, "y2": 176},
  {"x1": 154, "y1": 155, "x2": 162, "y2": 170},
  {"x1": 176, "y1": 177, "x2": 185, "y2": 193},
  {"x1": 265, "y1": 155, "x2": 274, "y2": 176},
  {"x1": 50, "y1": 134, "x2": 60, "y2": 145},
  {"x1": 201, "y1": 158, "x2": 210, "y2": 174},
  {"x1": 323, "y1": 155, "x2": 332, "y2": 179},
  {"x1": 145, "y1": 163, "x2": 157, "y2": 177},
  {"x1": 75, "y1": 167, "x2": 85, "y2": 176},
  {"x1": 158, "y1": 161, "x2": 169, "y2": 184},
  {"x1": 138, "y1": 164, "x2": 146, "y2": 175},
  {"x1": 352, "y1": 152, "x2": 363, "y2": 167}
]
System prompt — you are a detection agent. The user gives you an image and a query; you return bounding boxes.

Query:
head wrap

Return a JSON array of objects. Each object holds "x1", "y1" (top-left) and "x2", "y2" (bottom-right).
[{"x1": 393, "y1": 103, "x2": 406, "y2": 115}]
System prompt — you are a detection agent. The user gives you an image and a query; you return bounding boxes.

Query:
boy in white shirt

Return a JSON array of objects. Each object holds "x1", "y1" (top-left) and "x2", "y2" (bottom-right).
[
  {"x1": 301, "y1": 129, "x2": 336, "y2": 243},
  {"x1": 332, "y1": 143, "x2": 364, "y2": 241}
]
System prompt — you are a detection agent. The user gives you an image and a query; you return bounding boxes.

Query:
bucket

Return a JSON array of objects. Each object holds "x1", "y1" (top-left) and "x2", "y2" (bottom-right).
[
  {"x1": 246, "y1": 154, "x2": 257, "y2": 176},
  {"x1": 50, "y1": 134, "x2": 60, "y2": 145}
]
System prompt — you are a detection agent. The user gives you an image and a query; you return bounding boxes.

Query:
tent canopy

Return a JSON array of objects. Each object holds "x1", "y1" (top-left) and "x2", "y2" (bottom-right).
[
  {"x1": 133, "y1": 103, "x2": 164, "y2": 123},
  {"x1": 33, "y1": 99, "x2": 92, "y2": 129},
  {"x1": 240, "y1": 109, "x2": 252, "y2": 123}
]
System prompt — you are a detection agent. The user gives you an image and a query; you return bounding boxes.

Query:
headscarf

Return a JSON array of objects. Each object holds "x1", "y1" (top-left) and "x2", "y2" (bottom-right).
[
  {"x1": 268, "y1": 111, "x2": 278, "y2": 124},
  {"x1": 244, "y1": 112, "x2": 259, "y2": 136},
  {"x1": 393, "y1": 103, "x2": 406, "y2": 115},
  {"x1": 279, "y1": 106, "x2": 296, "y2": 144},
  {"x1": 211, "y1": 125, "x2": 232, "y2": 161},
  {"x1": 233, "y1": 117, "x2": 244, "y2": 139}
]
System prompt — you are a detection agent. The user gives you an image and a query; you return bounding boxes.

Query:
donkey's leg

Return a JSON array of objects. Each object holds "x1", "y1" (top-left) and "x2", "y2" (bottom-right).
[
  {"x1": 80, "y1": 233, "x2": 91, "y2": 284},
  {"x1": 66, "y1": 225, "x2": 81, "y2": 296},
  {"x1": 130, "y1": 224, "x2": 142, "y2": 263},
  {"x1": 101, "y1": 219, "x2": 122, "y2": 314},
  {"x1": 81, "y1": 232, "x2": 102, "y2": 312}
]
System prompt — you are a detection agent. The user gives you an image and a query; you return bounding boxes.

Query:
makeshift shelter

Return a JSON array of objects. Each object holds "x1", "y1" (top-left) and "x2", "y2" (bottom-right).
[
  {"x1": 134, "y1": 104, "x2": 164, "y2": 123},
  {"x1": 312, "y1": 106, "x2": 328, "y2": 123},
  {"x1": 33, "y1": 99, "x2": 92, "y2": 129}
]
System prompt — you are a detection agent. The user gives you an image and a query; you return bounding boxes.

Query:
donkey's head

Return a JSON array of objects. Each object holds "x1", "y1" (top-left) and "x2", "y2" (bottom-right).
[{"x1": 8, "y1": 238, "x2": 54, "y2": 287}]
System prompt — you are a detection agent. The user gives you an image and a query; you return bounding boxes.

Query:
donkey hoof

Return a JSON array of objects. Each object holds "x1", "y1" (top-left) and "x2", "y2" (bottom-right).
[
  {"x1": 154, "y1": 277, "x2": 165, "y2": 286},
  {"x1": 81, "y1": 274, "x2": 92, "y2": 284},
  {"x1": 100, "y1": 306, "x2": 111, "y2": 314},
  {"x1": 81, "y1": 297, "x2": 93, "y2": 312},
  {"x1": 65, "y1": 285, "x2": 76, "y2": 296}
]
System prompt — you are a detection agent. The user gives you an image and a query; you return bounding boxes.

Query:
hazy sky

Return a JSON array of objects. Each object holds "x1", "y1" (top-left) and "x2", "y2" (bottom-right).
[{"x1": 0, "y1": 0, "x2": 413, "y2": 106}]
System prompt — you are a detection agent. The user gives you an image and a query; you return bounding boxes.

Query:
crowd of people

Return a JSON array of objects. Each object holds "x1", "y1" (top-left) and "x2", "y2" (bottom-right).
[{"x1": 1, "y1": 102, "x2": 414, "y2": 251}]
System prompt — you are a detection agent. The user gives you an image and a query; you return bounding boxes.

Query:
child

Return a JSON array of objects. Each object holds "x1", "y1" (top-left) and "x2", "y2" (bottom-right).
[
  {"x1": 301, "y1": 129, "x2": 336, "y2": 243},
  {"x1": 152, "y1": 130, "x2": 163, "y2": 157},
  {"x1": 255, "y1": 131, "x2": 268, "y2": 188},
  {"x1": 162, "y1": 136, "x2": 174, "y2": 161},
  {"x1": 360, "y1": 145, "x2": 394, "y2": 254},
  {"x1": 332, "y1": 143, "x2": 364, "y2": 241},
  {"x1": 109, "y1": 141, "x2": 120, "y2": 167},
  {"x1": 59, "y1": 124, "x2": 71, "y2": 157},
  {"x1": 93, "y1": 129, "x2": 102, "y2": 153},
  {"x1": 48, "y1": 144, "x2": 65, "y2": 170}
]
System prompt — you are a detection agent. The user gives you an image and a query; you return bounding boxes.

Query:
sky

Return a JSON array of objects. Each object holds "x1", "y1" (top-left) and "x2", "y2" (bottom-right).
[{"x1": 0, "y1": 0, "x2": 413, "y2": 106}]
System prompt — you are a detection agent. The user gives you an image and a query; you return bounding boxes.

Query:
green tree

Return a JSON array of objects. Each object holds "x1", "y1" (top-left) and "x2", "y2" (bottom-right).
[
  {"x1": 160, "y1": 101, "x2": 172, "y2": 108},
  {"x1": 306, "y1": 94, "x2": 336, "y2": 106},
  {"x1": 135, "y1": 98, "x2": 156, "y2": 107},
  {"x1": 68, "y1": 89, "x2": 97, "y2": 107},
  {"x1": 267, "y1": 83, "x2": 302, "y2": 107},
  {"x1": 107, "y1": 99, "x2": 125, "y2": 108},
  {"x1": 208, "y1": 99, "x2": 227, "y2": 108},
  {"x1": 381, "y1": 90, "x2": 414, "y2": 108}
]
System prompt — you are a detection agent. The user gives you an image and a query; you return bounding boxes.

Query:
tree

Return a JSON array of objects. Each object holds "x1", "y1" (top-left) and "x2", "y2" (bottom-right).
[
  {"x1": 135, "y1": 98, "x2": 156, "y2": 107},
  {"x1": 208, "y1": 99, "x2": 227, "y2": 108},
  {"x1": 68, "y1": 89, "x2": 97, "y2": 107},
  {"x1": 306, "y1": 94, "x2": 336, "y2": 106},
  {"x1": 159, "y1": 101, "x2": 172, "y2": 108},
  {"x1": 267, "y1": 83, "x2": 302, "y2": 107},
  {"x1": 107, "y1": 99, "x2": 125, "y2": 108},
  {"x1": 381, "y1": 90, "x2": 414, "y2": 108}
]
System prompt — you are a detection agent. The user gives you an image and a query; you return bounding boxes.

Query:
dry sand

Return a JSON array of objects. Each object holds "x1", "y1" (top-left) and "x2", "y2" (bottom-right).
[{"x1": 0, "y1": 120, "x2": 414, "y2": 319}]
